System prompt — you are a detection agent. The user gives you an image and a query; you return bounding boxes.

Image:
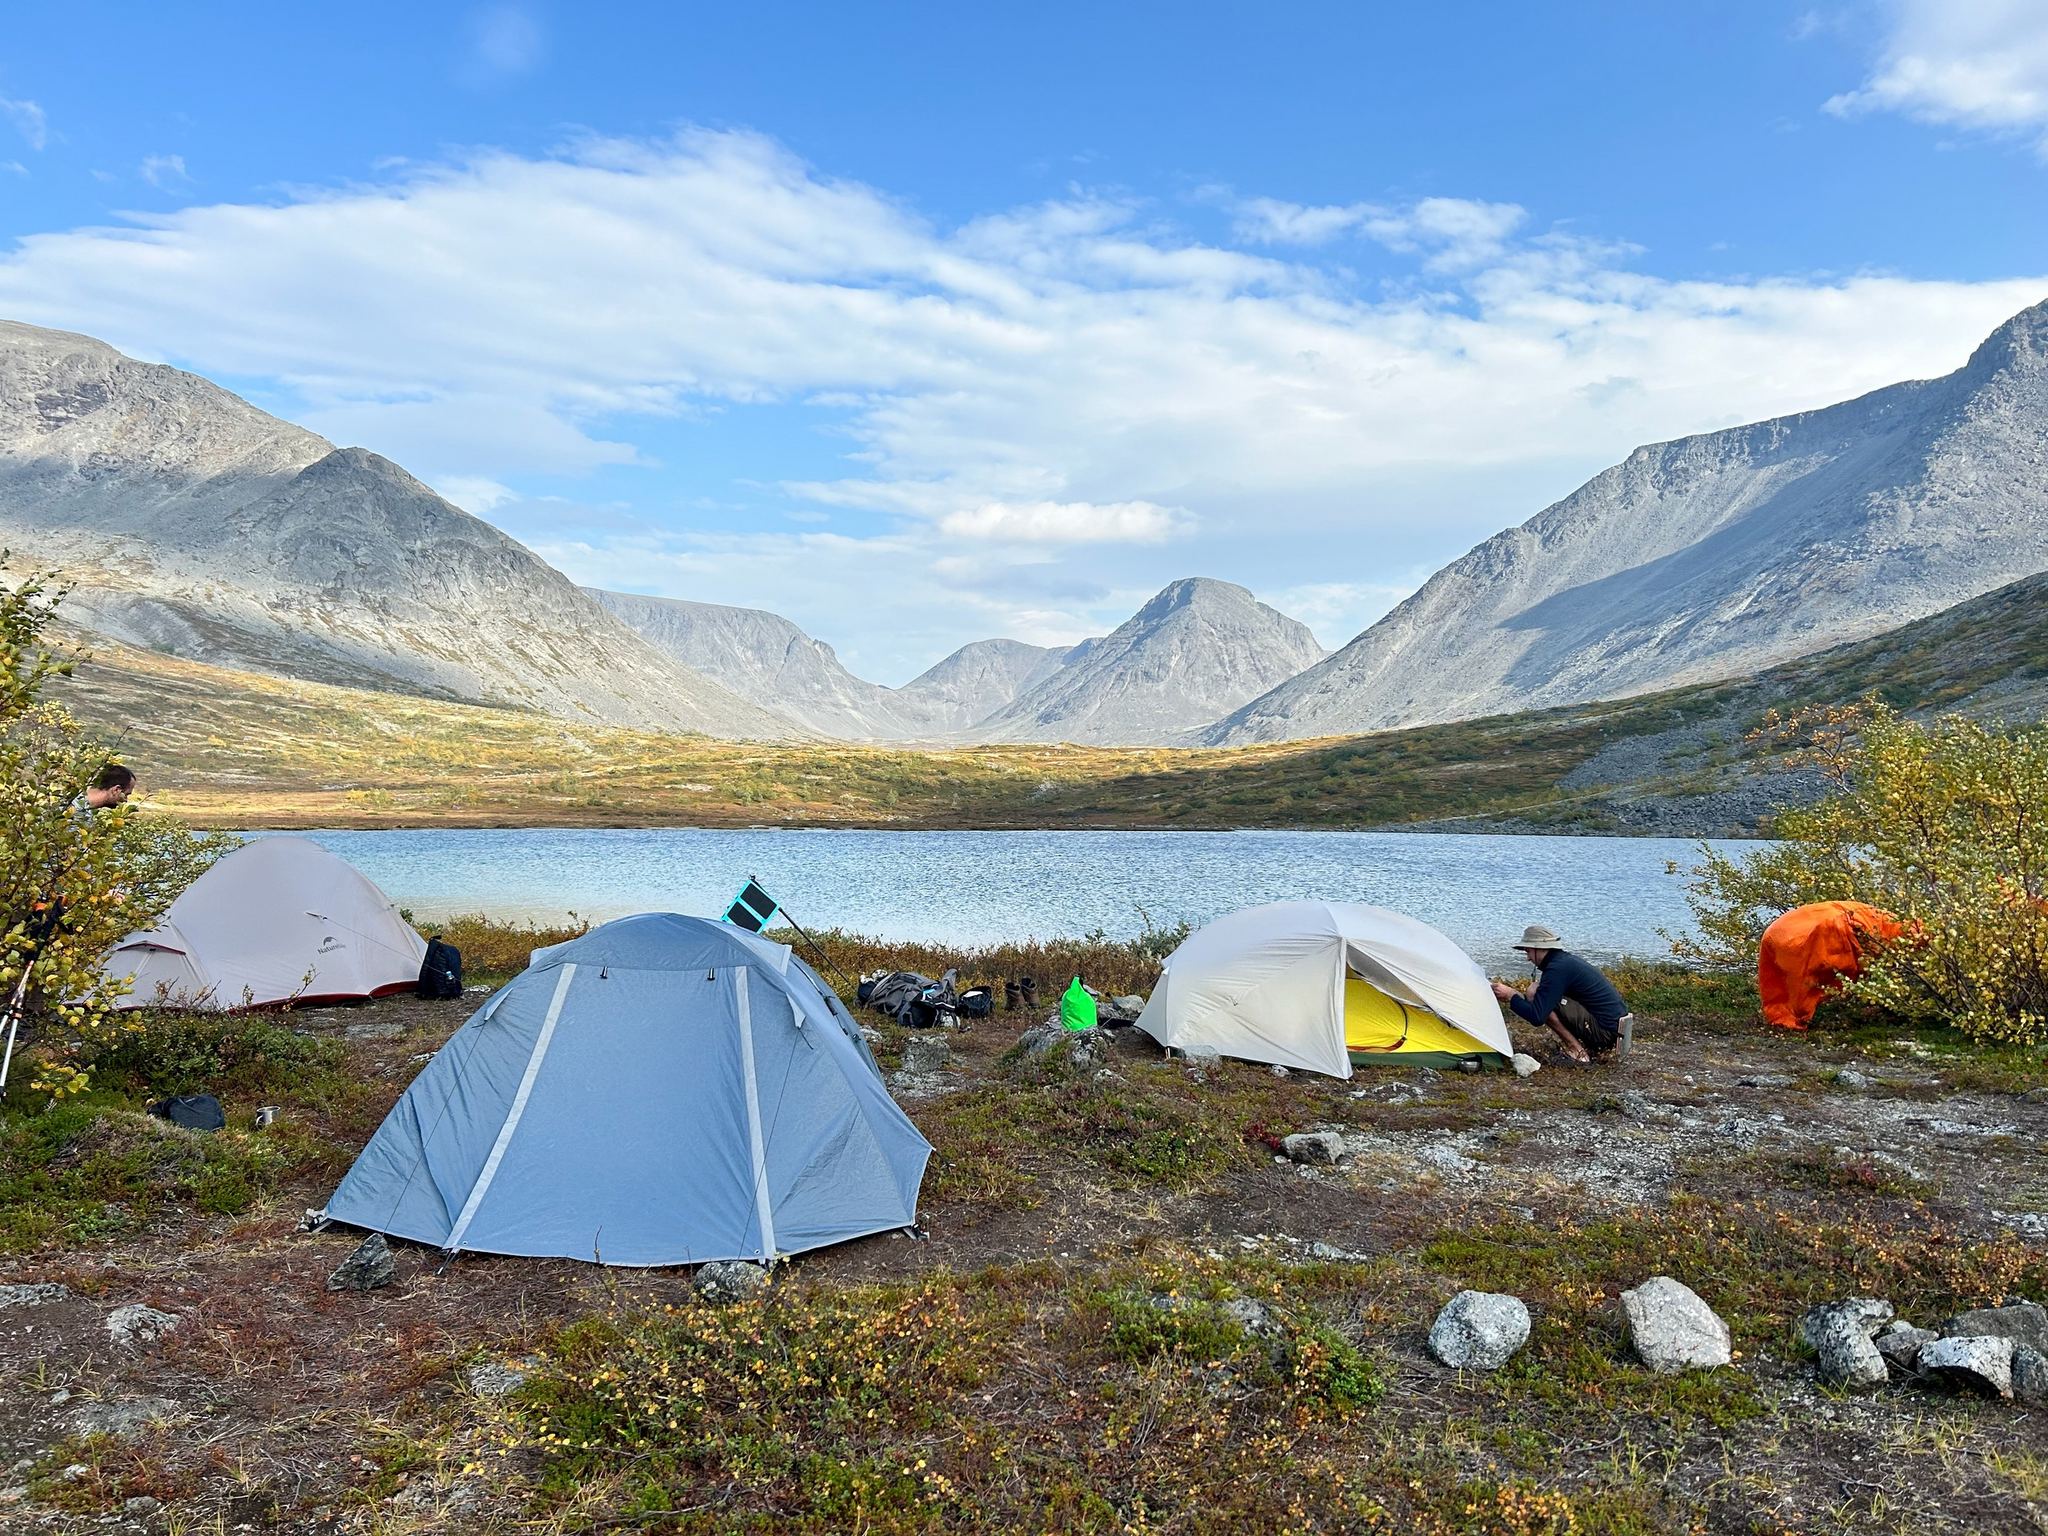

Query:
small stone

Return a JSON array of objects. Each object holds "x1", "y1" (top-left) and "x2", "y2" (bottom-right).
[
  {"x1": 2024, "y1": 1086, "x2": 2048, "y2": 1104},
  {"x1": 1305, "y1": 1240, "x2": 1363, "y2": 1262},
  {"x1": 1939, "y1": 1301, "x2": 2048, "y2": 1356},
  {"x1": 1835, "y1": 1069, "x2": 1873, "y2": 1090},
  {"x1": 899, "y1": 1035, "x2": 951, "y2": 1076},
  {"x1": 61, "y1": 1463, "x2": 89, "y2": 1481},
  {"x1": 463, "y1": 1360, "x2": 531, "y2": 1397},
  {"x1": 1428, "y1": 1290, "x2": 1531, "y2": 1371},
  {"x1": 1918, "y1": 1334, "x2": 2014, "y2": 1397},
  {"x1": 1511, "y1": 1053, "x2": 1541, "y2": 1077},
  {"x1": 1221, "y1": 1297, "x2": 1283, "y2": 1337},
  {"x1": 1876, "y1": 1321, "x2": 1936, "y2": 1371},
  {"x1": 1280, "y1": 1131, "x2": 1346, "y2": 1166},
  {"x1": 693, "y1": 1260, "x2": 770, "y2": 1305},
  {"x1": 0, "y1": 1283, "x2": 68, "y2": 1308},
  {"x1": 70, "y1": 1397, "x2": 181, "y2": 1441},
  {"x1": 1798, "y1": 1298, "x2": 1892, "y2": 1391},
  {"x1": 104, "y1": 1304, "x2": 179, "y2": 1348},
  {"x1": 122, "y1": 1497, "x2": 159, "y2": 1515},
  {"x1": 1270, "y1": 1065, "x2": 1290, "y2": 1078},
  {"x1": 1738, "y1": 1073, "x2": 1794, "y2": 1088},
  {"x1": 1621, "y1": 1276, "x2": 1731, "y2": 1373},
  {"x1": 327, "y1": 1233, "x2": 397, "y2": 1291}
]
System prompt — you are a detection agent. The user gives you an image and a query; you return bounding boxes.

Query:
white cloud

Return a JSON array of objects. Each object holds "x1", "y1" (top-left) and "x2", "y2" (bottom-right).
[
  {"x1": 1231, "y1": 197, "x2": 1373, "y2": 245},
  {"x1": 431, "y1": 474, "x2": 517, "y2": 513},
  {"x1": 1827, "y1": 0, "x2": 2048, "y2": 149},
  {"x1": 0, "y1": 127, "x2": 2039, "y2": 677},
  {"x1": 466, "y1": 4, "x2": 545, "y2": 79},
  {"x1": 0, "y1": 98, "x2": 46, "y2": 152},
  {"x1": 937, "y1": 499, "x2": 1188, "y2": 544},
  {"x1": 139, "y1": 154, "x2": 189, "y2": 189}
]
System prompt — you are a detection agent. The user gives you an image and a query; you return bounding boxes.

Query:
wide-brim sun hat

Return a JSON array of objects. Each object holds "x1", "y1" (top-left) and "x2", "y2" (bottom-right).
[{"x1": 1516, "y1": 925, "x2": 1563, "y2": 948}]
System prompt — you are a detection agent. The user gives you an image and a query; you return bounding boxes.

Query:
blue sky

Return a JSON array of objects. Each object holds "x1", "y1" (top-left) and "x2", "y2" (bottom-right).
[{"x1": 2, "y1": 2, "x2": 2046, "y2": 682}]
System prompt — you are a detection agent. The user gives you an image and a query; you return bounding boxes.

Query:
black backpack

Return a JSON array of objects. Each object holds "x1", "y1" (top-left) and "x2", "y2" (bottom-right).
[
  {"x1": 418, "y1": 937, "x2": 463, "y2": 1000},
  {"x1": 149, "y1": 1094, "x2": 225, "y2": 1132}
]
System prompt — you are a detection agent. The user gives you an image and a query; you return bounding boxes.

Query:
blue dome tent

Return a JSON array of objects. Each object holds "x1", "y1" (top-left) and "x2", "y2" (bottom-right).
[{"x1": 325, "y1": 915, "x2": 930, "y2": 1266}]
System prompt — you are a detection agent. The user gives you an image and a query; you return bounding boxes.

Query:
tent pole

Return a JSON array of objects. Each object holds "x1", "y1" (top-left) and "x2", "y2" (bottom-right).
[{"x1": 0, "y1": 960, "x2": 32, "y2": 1091}]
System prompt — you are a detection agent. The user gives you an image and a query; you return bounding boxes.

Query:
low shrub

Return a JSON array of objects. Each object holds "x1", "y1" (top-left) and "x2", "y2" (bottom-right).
[
  {"x1": 421, "y1": 911, "x2": 590, "y2": 982},
  {"x1": 0, "y1": 1100, "x2": 336, "y2": 1250},
  {"x1": 62, "y1": 1011, "x2": 345, "y2": 1100}
]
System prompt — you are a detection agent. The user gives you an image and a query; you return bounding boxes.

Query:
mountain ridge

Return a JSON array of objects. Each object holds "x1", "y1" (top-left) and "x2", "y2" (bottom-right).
[
  {"x1": 1210, "y1": 297, "x2": 2048, "y2": 743},
  {"x1": 0, "y1": 319, "x2": 793, "y2": 739}
]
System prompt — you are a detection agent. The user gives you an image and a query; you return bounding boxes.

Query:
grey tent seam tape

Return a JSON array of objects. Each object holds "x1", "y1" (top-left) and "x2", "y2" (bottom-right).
[
  {"x1": 735, "y1": 966, "x2": 778, "y2": 1260},
  {"x1": 446, "y1": 961, "x2": 577, "y2": 1253}
]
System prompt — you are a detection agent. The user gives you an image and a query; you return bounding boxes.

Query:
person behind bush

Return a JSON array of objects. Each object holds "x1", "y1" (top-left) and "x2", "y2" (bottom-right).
[
  {"x1": 1490, "y1": 924, "x2": 1632, "y2": 1065},
  {"x1": 77, "y1": 762, "x2": 134, "y2": 815}
]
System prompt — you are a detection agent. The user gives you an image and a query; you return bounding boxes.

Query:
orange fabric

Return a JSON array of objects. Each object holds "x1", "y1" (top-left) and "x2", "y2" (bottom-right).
[{"x1": 1756, "y1": 901, "x2": 1903, "y2": 1030}]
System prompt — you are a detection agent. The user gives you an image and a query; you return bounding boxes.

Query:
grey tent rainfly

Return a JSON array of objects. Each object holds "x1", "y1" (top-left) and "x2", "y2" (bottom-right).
[{"x1": 325, "y1": 915, "x2": 931, "y2": 1266}]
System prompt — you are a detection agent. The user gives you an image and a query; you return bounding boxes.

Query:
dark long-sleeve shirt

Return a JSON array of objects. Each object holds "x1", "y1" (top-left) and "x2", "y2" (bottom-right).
[{"x1": 1509, "y1": 949, "x2": 1628, "y2": 1029}]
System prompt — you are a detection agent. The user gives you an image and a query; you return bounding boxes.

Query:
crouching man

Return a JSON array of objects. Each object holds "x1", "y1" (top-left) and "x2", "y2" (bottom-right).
[{"x1": 1490, "y1": 924, "x2": 1633, "y2": 1065}]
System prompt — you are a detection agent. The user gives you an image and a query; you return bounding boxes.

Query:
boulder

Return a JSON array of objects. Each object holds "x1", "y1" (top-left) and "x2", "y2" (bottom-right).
[
  {"x1": 1221, "y1": 1297, "x2": 1283, "y2": 1338},
  {"x1": 327, "y1": 1233, "x2": 397, "y2": 1292},
  {"x1": 1511, "y1": 1053, "x2": 1541, "y2": 1078},
  {"x1": 1016, "y1": 1022, "x2": 1110, "y2": 1070},
  {"x1": 1281, "y1": 1131, "x2": 1346, "y2": 1166},
  {"x1": 1428, "y1": 1290, "x2": 1531, "y2": 1371},
  {"x1": 694, "y1": 1260, "x2": 770, "y2": 1305},
  {"x1": 1876, "y1": 1321, "x2": 1936, "y2": 1372},
  {"x1": 2016, "y1": 1343, "x2": 2048, "y2": 1403},
  {"x1": 1305, "y1": 1240, "x2": 1366, "y2": 1262},
  {"x1": 1111, "y1": 996, "x2": 1146, "y2": 1015},
  {"x1": 1798, "y1": 1298, "x2": 1893, "y2": 1391},
  {"x1": 1939, "y1": 1301, "x2": 2048, "y2": 1357},
  {"x1": 1918, "y1": 1334, "x2": 2014, "y2": 1398},
  {"x1": 0, "y1": 1283, "x2": 69, "y2": 1308},
  {"x1": 1621, "y1": 1277, "x2": 1731, "y2": 1373},
  {"x1": 104, "y1": 1304, "x2": 179, "y2": 1348}
]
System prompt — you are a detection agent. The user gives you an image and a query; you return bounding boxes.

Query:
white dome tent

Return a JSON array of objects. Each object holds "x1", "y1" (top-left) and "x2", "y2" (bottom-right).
[
  {"x1": 104, "y1": 836, "x2": 426, "y2": 1010},
  {"x1": 1135, "y1": 900, "x2": 1511, "y2": 1079}
]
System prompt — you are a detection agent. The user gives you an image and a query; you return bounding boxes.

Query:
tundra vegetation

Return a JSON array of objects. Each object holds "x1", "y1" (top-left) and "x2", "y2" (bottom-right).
[{"x1": 4, "y1": 592, "x2": 2048, "y2": 1528}]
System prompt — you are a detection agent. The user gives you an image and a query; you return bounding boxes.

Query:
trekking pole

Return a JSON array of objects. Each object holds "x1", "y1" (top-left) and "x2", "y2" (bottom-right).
[{"x1": 0, "y1": 900, "x2": 64, "y2": 1092}]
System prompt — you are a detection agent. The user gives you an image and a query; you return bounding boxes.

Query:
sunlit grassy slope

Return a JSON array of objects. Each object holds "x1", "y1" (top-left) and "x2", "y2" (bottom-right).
[{"x1": 47, "y1": 567, "x2": 2048, "y2": 831}]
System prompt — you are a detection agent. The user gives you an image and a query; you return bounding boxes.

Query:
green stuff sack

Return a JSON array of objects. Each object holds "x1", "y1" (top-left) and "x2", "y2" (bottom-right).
[{"x1": 1060, "y1": 976, "x2": 1098, "y2": 1031}]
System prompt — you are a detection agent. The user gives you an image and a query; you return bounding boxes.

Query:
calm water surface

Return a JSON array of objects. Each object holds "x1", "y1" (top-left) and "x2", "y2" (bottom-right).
[{"x1": 277, "y1": 828, "x2": 1743, "y2": 970}]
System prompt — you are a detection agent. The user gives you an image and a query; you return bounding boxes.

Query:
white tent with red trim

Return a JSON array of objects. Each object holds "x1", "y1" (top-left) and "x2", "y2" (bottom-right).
[{"x1": 104, "y1": 836, "x2": 425, "y2": 1010}]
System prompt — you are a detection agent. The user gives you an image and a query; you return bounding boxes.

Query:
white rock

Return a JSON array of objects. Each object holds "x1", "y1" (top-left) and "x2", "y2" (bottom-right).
[
  {"x1": 0, "y1": 1283, "x2": 69, "y2": 1308},
  {"x1": 1281, "y1": 1131, "x2": 1346, "y2": 1166},
  {"x1": 464, "y1": 1360, "x2": 532, "y2": 1397},
  {"x1": 104, "y1": 1304, "x2": 179, "y2": 1349},
  {"x1": 1918, "y1": 1335, "x2": 2014, "y2": 1398},
  {"x1": 1799, "y1": 1298, "x2": 1892, "y2": 1391},
  {"x1": 1511, "y1": 1053, "x2": 1541, "y2": 1078},
  {"x1": 1621, "y1": 1277, "x2": 1730, "y2": 1373},
  {"x1": 1428, "y1": 1290, "x2": 1531, "y2": 1371},
  {"x1": 1221, "y1": 1297, "x2": 1283, "y2": 1338}
]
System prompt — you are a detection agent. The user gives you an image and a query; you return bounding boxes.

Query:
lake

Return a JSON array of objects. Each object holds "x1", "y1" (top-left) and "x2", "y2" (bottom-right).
[{"x1": 271, "y1": 827, "x2": 1742, "y2": 969}]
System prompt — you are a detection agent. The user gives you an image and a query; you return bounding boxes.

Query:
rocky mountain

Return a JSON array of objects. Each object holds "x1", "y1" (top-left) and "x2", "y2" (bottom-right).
[
  {"x1": 894, "y1": 638, "x2": 1081, "y2": 732},
  {"x1": 1210, "y1": 297, "x2": 2048, "y2": 744},
  {"x1": 972, "y1": 577, "x2": 1326, "y2": 745},
  {"x1": 0, "y1": 320, "x2": 792, "y2": 738},
  {"x1": 587, "y1": 589, "x2": 935, "y2": 739}
]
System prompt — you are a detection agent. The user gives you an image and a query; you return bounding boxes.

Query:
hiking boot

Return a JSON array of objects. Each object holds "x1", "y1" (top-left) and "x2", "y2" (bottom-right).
[
  {"x1": 1004, "y1": 980, "x2": 1022, "y2": 1012},
  {"x1": 1020, "y1": 977, "x2": 1039, "y2": 1008}
]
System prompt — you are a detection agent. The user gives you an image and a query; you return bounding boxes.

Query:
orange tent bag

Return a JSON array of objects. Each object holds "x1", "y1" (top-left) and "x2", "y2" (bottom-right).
[{"x1": 1756, "y1": 900, "x2": 1902, "y2": 1030}]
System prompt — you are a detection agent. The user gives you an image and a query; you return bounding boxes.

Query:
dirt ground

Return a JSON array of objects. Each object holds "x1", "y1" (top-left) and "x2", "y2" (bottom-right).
[{"x1": 3, "y1": 995, "x2": 2048, "y2": 1533}]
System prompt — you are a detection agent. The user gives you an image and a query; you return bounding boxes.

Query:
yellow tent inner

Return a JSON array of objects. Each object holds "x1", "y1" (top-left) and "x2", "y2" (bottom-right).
[{"x1": 1344, "y1": 976, "x2": 1493, "y2": 1058}]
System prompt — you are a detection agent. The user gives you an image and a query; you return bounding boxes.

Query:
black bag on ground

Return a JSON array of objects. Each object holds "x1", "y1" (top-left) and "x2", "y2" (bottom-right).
[
  {"x1": 149, "y1": 1094, "x2": 225, "y2": 1132},
  {"x1": 417, "y1": 937, "x2": 463, "y2": 1000},
  {"x1": 958, "y1": 986, "x2": 993, "y2": 1018},
  {"x1": 863, "y1": 970, "x2": 936, "y2": 1026}
]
